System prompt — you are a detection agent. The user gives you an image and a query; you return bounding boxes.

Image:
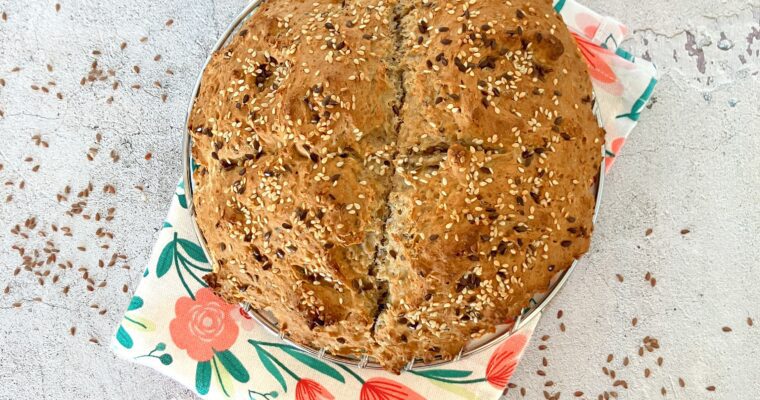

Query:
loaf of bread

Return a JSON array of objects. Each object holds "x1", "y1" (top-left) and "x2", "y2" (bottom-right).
[{"x1": 190, "y1": 0, "x2": 603, "y2": 373}]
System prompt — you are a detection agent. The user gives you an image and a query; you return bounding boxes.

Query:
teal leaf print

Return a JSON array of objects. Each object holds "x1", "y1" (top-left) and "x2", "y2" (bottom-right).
[
  {"x1": 196, "y1": 361, "x2": 212, "y2": 395},
  {"x1": 413, "y1": 369, "x2": 473, "y2": 379},
  {"x1": 156, "y1": 241, "x2": 175, "y2": 278},
  {"x1": 116, "y1": 325, "x2": 133, "y2": 349},
  {"x1": 254, "y1": 346, "x2": 287, "y2": 392},
  {"x1": 280, "y1": 346, "x2": 345, "y2": 383},
  {"x1": 176, "y1": 180, "x2": 188, "y2": 209},
  {"x1": 136, "y1": 342, "x2": 173, "y2": 365},
  {"x1": 127, "y1": 296, "x2": 144, "y2": 311},
  {"x1": 178, "y1": 238, "x2": 208, "y2": 263},
  {"x1": 216, "y1": 350, "x2": 250, "y2": 383},
  {"x1": 177, "y1": 192, "x2": 188, "y2": 209},
  {"x1": 553, "y1": 0, "x2": 566, "y2": 12}
]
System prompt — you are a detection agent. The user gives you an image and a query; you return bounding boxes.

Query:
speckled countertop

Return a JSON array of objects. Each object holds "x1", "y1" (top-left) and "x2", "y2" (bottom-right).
[{"x1": 0, "y1": 1, "x2": 758, "y2": 399}]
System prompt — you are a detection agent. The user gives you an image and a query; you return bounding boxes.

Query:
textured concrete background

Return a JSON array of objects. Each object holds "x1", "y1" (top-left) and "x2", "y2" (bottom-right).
[{"x1": 0, "y1": 0, "x2": 758, "y2": 399}]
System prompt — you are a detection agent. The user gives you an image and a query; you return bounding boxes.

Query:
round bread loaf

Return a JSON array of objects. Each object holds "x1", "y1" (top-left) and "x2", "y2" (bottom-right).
[{"x1": 190, "y1": 0, "x2": 603, "y2": 372}]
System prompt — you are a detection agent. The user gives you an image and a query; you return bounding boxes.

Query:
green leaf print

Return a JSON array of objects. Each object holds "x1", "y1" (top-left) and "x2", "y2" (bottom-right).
[
  {"x1": 178, "y1": 238, "x2": 208, "y2": 263},
  {"x1": 413, "y1": 369, "x2": 474, "y2": 379},
  {"x1": 216, "y1": 350, "x2": 250, "y2": 383},
  {"x1": 127, "y1": 296, "x2": 144, "y2": 311},
  {"x1": 254, "y1": 346, "x2": 287, "y2": 392},
  {"x1": 116, "y1": 325, "x2": 133, "y2": 349},
  {"x1": 156, "y1": 241, "x2": 174, "y2": 278},
  {"x1": 196, "y1": 361, "x2": 212, "y2": 395},
  {"x1": 280, "y1": 346, "x2": 345, "y2": 383}
]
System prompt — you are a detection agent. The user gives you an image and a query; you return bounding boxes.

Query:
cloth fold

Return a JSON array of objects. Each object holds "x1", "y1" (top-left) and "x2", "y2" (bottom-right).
[{"x1": 111, "y1": 0, "x2": 657, "y2": 398}]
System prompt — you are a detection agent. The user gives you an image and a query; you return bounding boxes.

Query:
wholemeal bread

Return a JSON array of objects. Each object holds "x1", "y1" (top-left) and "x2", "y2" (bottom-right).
[{"x1": 190, "y1": 0, "x2": 603, "y2": 373}]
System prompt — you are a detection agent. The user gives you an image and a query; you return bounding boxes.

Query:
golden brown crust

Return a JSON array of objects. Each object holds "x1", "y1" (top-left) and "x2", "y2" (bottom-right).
[{"x1": 190, "y1": 0, "x2": 603, "y2": 372}]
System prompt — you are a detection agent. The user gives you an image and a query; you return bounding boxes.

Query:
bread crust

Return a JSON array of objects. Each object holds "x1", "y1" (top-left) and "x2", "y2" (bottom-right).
[{"x1": 190, "y1": 0, "x2": 603, "y2": 372}]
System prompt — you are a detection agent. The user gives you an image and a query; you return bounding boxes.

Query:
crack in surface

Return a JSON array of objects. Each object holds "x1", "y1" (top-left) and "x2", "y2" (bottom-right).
[{"x1": 367, "y1": 0, "x2": 410, "y2": 337}]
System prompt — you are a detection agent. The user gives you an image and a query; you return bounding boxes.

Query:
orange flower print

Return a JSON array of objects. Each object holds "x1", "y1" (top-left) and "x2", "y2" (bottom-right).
[
  {"x1": 485, "y1": 333, "x2": 528, "y2": 389},
  {"x1": 296, "y1": 378, "x2": 335, "y2": 400},
  {"x1": 360, "y1": 377, "x2": 425, "y2": 400},
  {"x1": 169, "y1": 288, "x2": 239, "y2": 361},
  {"x1": 571, "y1": 32, "x2": 624, "y2": 96}
]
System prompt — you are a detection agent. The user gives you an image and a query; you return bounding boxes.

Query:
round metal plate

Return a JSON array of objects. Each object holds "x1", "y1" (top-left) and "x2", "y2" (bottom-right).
[{"x1": 182, "y1": 0, "x2": 605, "y2": 371}]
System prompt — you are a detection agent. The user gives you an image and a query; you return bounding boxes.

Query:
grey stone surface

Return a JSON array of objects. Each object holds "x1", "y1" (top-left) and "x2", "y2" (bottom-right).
[{"x1": 0, "y1": 0, "x2": 757, "y2": 399}]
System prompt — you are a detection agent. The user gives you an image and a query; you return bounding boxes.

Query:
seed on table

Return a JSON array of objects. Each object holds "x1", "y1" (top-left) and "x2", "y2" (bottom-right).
[
  {"x1": 632, "y1": 317, "x2": 638, "y2": 326},
  {"x1": 680, "y1": 229, "x2": 690, "y2": 235},
  {"x1": 165, "y1": 18, "x2": 174, "y2": 26},
  {"x1": 606, "y1": 354, "x2": 613, "y2": 363},
  {"x1": 615, "y1": 274, "x2": 624, "y2": 282},
  {"x1": 55, "y1": 3, "x2": 61, "y2": 12},
  {"x1": 574, "y1": 391, "x2": 583, "y2": 397},
  {"x1": 89, "y1": 338, "x2": 99, "y2": 344},
  {"x1": 678, "y1": 377, "x2": 685, "y2": 387},
  {"x1": 748, "y1": 317, "x2": 754, "y2": 326},
  {"x1": 70, "y1": 327, "x2": 76, "y2": 335},
  {"x1": 645, "y1": 228, "x2": 653, "y2": 236},
  {"x1": 557, "y1": 310, "x2": 563, "y2": 319},
  {"x1": 706, "y1": 386, "x2": 716, "y2": 392},
  {"x1": 722, "y1": 326, "x2": 732, "y2": 332},
  {"x1": 120, "y1": 42, "x2": 127, "y2": 50}
]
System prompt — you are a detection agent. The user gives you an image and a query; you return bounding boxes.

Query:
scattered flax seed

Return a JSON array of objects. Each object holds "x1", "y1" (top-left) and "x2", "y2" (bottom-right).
[
  {"x1": 120, "y1": 42, "x2": 127, "y2": 50},
  {"x1": 557, "y1": 310, "x2": 563, "y2": 319},
  {"x1": 678, "y1": 377, "x2": 685, "y2": 387},
  {"x1": 55, "y1": 3, "x2": 61, "y2": 12},
  {"x1": 92, "y1": 50, "x2": 101, "y2": 56},
  {"x1": 644, "y1": 368, "x2": 651, "y2": 378},
  {"x1": 748, "y1": 317, "x2": 754, "y2": 326},
  {"x1": 722, "y1": 326, "x2": 732, "y2": 332},
  {"x1": 660, "y1": 387, "x2": 666, "y2": 396},
  {"x1": 559, "y1": 323, "x2": 566, "y2": 332},
  {"x1": 161, "y1": 93, "x2": 168, "y2": 102},
  {"x1": 63, "y1": 285, "x2": 70, "y2": 294},
  {"x1": 89, "y1": 337, "x2": 99, "y2": 344},
  {"x1": 657, "y1": 356, "x2": 663, "y2": 366},
  {"x1": 574, "y1": 391, "x2": 583, "y2": 397},
  {"x1": 650, "y1": 278, "x2": 657, "y2": 287},
  {"x1": 165, "y1": 18, "x2": 174, "y2": 26},
  {"x1": 122, "y1": 284, "x2": 128, "y2": 293},
  {"x1": 133, "y1": 65, "x2": 141, "y2": 74},
  {"x1": 47, "y1": 64, "x2": 53, "y2": 72},
  {"x1": 645, "y1": 272, "x2": 651, "y2": 281},
  {"x1": 13, "y1": 302, "x2": 22, "y2": 308},
  {"x1": 139, "y1": 36, "x2": 148, "y2": 43},
  {"x1": 706, "y1": 386, "x2": 716, "y2": 392},
  {"x1": 3, "y1": 285, "x2": 9, "y2": 295},
  {"x1": 632, "y1": 317, "x2": 638, "y2": 327},
  {"x1": 680, "y1": 229, "x2": 690, "y2": 235},
  {"x1": 144, "y1": 152, "x2": 152, "y2": 160},
  {"x1": 645, "y1": 228, "x2": 653, "y2": 236},
  {"x1": 615, "y1": 274, "x2": 624, "y2": 283},
  {"x1": 70, "y1": 327, "x2": 76, "y2": 336},
  {"x1": 154, "y1": 54, "x2": 162, "y2": 61},
  {"x1": 606, "y1": 354, "x2": 613, "y2": 363},
  {"x1": 1, "y1": 12, "x2": 6, "y2": 21},
  {"x1": 623, "y1": 357, "x2": 629, "y2": 366}
]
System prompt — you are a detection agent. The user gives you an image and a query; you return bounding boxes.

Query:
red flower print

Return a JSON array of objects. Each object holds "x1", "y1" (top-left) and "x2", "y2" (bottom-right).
[
  {"x1": 296, "y1": 378, "x2": 334, "y2": 400},
  {"x1": 360, "y1": 378, "x2": 425, "y2": 400},
  {"x1": 169, "y1": 287, "x2": 239, "y2": 361},
  {"x1": 231, "y1": 305, "x2": 257, "y2": 331},
  {"x1": 485, "y1": 334, "x2": 528, "y2": 389},
  {"x1": 570, "y1": 32, "x2": 625, "y2": 96}
]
